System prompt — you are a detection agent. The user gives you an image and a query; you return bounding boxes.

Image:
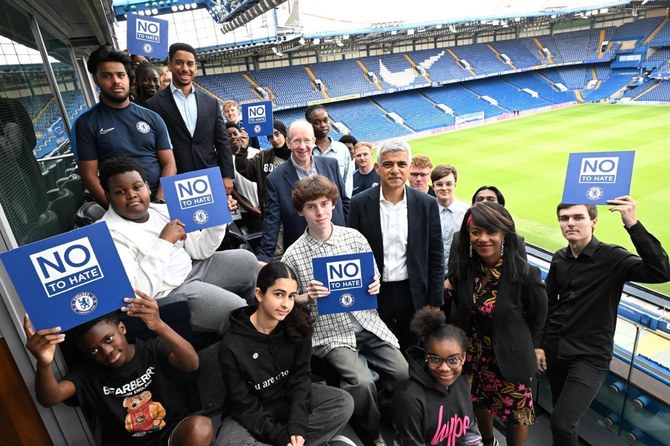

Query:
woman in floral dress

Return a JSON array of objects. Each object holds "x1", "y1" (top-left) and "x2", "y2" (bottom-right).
[{"x1": 449, "y1": 202, "x2": 547, "y2": 446}]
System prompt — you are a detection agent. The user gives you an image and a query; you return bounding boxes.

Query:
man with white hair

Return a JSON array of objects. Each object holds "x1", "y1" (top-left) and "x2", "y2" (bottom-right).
[
  {"x1": 349, "y1": 140, "x2": 444, "y2": 351},
  {"x1": 256, "y1": 120, "x2": 349, "y2": 263}
]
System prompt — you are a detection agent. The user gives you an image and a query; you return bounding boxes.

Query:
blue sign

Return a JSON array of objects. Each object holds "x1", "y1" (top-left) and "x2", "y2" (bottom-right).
[
  {"x1": 312, "y1": 252, "x2": 376, "y2": 315},
  {"x1": 0, "y1": 222, "x2": 133, "y2": 332},
  {"x1": 127, "y1": 14, "x2": 168, "y2": 59},
  {"x1": 562, "y1": 151, "x2": 635, "y2": 205},
  {"x1": 240, "y1": 101, "x2": 274, "y2": 137},
  {"x1": 160, "y1": 167, "x2": 232, "y2": 233}
]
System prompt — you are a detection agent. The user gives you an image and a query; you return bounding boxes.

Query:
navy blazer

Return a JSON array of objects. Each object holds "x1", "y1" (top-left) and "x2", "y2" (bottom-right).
[
  {"x1": 256, "y1": 157, "x2": 350, "y2": 262},
  {"x1": 451, "y1": 263, "x2": 547, "y2": 383},
  {"x1": 348, "y1": 186, "x2": 445, "y2": 309},
  {"x1": 147, "y1": 87, "x2": 234, "y2": 179}
]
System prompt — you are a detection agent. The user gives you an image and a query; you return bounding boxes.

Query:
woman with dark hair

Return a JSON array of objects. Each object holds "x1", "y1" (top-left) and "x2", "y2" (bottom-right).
[
  {"x1": 234, "y1": 119, "x2": 291, "y2": 213},
  {"x1": 471, "y1": 186, "x2": 506, "y2": 207},
  {"x1": 216, "y1": 262, "x2": 354, "y2": 446},
  {"x1": 450, "y1": 202, "x2": 547, "y2": 446},
  {"x1": 133, "y1": 62, "x2": 160, "y2": 106},
  {"x1": 393, "y1": 308, "x2": 483, "y2": 446}
]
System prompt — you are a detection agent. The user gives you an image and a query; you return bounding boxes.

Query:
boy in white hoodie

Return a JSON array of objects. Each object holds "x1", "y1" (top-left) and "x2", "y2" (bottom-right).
[{"x1": 99, "y1": 156, "x2": 258, "y2": 335}]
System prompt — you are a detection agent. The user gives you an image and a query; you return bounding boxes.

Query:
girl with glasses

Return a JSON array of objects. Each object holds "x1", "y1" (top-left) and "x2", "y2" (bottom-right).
[{"x1": 392, "y1": 308, "x2": 483, "y2": 446}]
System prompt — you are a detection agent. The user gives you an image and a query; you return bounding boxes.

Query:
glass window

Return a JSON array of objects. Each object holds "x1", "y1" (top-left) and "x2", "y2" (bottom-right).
[{"x1": 0, "y1": 0, "x2": 83, "y2": 246}]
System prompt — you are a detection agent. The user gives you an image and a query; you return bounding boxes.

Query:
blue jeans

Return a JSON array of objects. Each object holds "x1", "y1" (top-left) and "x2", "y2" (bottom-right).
[
  {"x1": 545, "y1": 349, "x2": 607, "y2": 446},
  {"x1": 325, "y1": 329, "x2": 409, "y2": 439}
]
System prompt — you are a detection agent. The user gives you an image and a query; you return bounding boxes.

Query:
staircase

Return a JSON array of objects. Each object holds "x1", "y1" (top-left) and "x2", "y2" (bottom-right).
[
  {"x1": 356, "y1": 60, "x2": 383, "y2": 90},
  {"x1": 643, "y1": 17, "x2": 668, "y2": 45},
  {"x1": 534, "y1": 38, "x2": 554, "y2": 64},
  {"x1": 304, "y1": 66, "x2": 329, "y2": 99},
  {"x1": 403, "y1": 54, "x2": 432, "y2": 82},
  {"x1": 446, "y1": 48, "x2": 476, "y2": 76},
  {"x1": 487, "y1": 44, "x2": 517, "y2": 69}
]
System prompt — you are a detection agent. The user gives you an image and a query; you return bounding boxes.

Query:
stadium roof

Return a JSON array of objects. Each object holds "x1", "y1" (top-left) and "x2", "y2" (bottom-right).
[{"x1": 111, "y1": 0, "x2": 670, "y2": 60}]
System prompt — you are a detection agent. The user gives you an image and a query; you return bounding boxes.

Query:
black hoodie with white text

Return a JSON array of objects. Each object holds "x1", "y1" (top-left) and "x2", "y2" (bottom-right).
[{"x1": 219, "y1": 306, "x2": 311, "y2": 446}]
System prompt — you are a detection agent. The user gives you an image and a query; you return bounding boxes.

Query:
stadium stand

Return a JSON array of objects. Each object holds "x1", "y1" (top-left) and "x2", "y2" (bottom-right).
[
  {"x1": 309, "y1": 59, "x2": 380, "y2": 98},
  {"x1": 374, "y1": 91, "x2": 453, "y2": 131},
  {"x1": 647, "y1": 18, "x2": 670, "y2": 47},
  {"x1": 612, "y1": 16, "x2": 665, "y2": 42},
  {"x1": 636, "y1": 80, "x2": 670, "y2": 101},
  {"x1": 422, "y1": 84, "x2": 505, "y2": 118}
]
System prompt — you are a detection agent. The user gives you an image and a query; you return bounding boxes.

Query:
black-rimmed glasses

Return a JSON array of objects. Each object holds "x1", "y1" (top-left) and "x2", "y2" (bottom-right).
[{"x1": 425, "y1": 354, "x2": 464, "y2": 369}]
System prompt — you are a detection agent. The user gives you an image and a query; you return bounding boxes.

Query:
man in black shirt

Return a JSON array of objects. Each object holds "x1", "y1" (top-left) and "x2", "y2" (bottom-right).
[{"x1": 538, "y1": 196, "x2": 670, "y2": 446}]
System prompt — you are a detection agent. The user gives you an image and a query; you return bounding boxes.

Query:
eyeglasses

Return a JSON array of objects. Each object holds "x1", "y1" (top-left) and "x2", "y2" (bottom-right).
[
  {"x1": 290, "y1": 138, "x2": 314, "y2": 146},
  {"x1": 409, "y1": 172, "x2": 429, "y2": 178},
  {"x1": 425, "y1": 354, "x2": 464, "y2": 369}
]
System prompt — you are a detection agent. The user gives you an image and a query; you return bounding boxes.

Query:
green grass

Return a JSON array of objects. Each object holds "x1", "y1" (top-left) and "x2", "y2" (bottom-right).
[{"x1": 411, "y1": 103, "x2": 670, "y2": 296}]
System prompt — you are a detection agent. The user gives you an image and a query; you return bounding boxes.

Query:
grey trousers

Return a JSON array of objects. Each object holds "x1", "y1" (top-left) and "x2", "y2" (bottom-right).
[
  {"x1": 325, "y1": 330, "x2": 409, "y2": 439},
  {"x1": 214, "y1": 383, "x2": 354, "y2": 446},
  {"x1": 170, "y1": 249, "x2": 258, "y2": 335}
]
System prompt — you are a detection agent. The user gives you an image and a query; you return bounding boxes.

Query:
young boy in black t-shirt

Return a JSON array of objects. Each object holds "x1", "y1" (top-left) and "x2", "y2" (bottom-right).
[{"x1": 23, "y1": 290, "x2": 212, "y2": 446}]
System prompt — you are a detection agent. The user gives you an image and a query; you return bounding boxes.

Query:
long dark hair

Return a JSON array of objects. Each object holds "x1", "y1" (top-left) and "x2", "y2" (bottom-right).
[
  {"x1": 257, "y1": 262, "x2": 314, "y2": 342},
  {"x1": 453, "y1": 202, "x2": 527, "y2": 282}
]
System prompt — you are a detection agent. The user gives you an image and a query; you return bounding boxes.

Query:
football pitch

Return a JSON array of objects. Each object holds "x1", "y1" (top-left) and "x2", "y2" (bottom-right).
[{"x1": 411, "y1": 103, "x2": 670, "y2": 296}]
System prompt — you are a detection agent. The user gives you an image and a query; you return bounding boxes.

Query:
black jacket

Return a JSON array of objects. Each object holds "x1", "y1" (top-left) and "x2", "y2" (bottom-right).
[
  {"x1": 219, "y1": 306, "x2": 312, "y2": 446},
  {"x1": 392, "y1": 347, "x2": 482, "y2": 446},
  {"x1": 147, "y1": 87, "x2": 234, "y2": 179},
  {"x1": 451, "y1": 263, "x2": 547, "y2": 384},
  {"x1": 234, "y1": 145, "x2": 290, "y2": 212}
]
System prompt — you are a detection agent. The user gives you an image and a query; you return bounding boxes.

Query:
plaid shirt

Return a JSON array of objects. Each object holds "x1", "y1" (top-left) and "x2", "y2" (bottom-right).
[{"x1": 282, "y1": 225, "x2": 399, "y2": 357}]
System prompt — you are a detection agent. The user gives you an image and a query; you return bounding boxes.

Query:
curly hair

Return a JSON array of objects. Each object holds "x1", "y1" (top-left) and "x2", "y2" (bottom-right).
[
  {"x1": 410, "y1": 307, "x2": 467, "y2": 351},
  {"x1": 98, "y1": 157, "x2": 147, "y2": 192}
]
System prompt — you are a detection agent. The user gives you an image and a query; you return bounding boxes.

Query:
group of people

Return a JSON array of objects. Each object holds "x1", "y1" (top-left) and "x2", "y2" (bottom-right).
[{"x1": 22, "y1": 40, "x2": 670, "y2": 446}]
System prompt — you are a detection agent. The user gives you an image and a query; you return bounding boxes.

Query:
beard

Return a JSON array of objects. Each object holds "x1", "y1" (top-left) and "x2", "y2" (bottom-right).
[{"x1": 100, "y1": 89, "x2": 129, "y2": 104}]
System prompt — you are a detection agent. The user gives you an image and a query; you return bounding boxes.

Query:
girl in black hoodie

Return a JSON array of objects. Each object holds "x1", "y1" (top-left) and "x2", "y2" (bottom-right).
[
  {"x1": 392, "y1": 308, "x2": 483, "y2": 446},
  {"x1": 215, "y1": 262, "x2": 353, "y2": 446}
]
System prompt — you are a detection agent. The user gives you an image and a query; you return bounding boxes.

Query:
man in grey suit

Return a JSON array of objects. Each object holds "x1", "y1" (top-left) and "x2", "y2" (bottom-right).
[
  {"x1": 147, "y1": 43, "x2": 233, "y2": 194},
  {"x1": 348, "y1": 140, "x2": 444, "y2": 351}
]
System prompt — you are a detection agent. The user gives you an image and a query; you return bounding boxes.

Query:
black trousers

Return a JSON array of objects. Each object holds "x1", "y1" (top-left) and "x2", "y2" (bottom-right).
[
  {"x1": 378, "y1": 280, "x2": 416, "y2": 353},
  {"x1": 545, "y1": 349, "x2": 607, "y2": 446}
]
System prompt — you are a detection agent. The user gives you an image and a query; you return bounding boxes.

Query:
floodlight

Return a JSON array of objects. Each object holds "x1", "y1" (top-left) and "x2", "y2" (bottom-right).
[
  {"x1": 313, "y1": 38, "x2": 320, "y2": 44},
  {"x1": 152, "y1": 8, "x2": 158, "y2": 14},
  {"x1": 171, "y1": 5, "x2": 178, "y2": 11},
  {"x1": 178, "y1": 4, "x2": 184, "y2": 10},
  {"x1": 185, "y1": 3, "x2": 191, "y2": 9},
  {"x1": 191, "y1": 2, "x2": 198, "y2": 8}
]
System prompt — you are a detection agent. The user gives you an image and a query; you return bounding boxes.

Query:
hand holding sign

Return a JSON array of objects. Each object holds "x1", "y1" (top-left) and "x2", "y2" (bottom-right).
[
  {"x1": 159, "y1": 219, "x2": 187, "y2": 244},
  {"x1": 607, "y1": 195, "x2": 638, "y2": 228},
  {"x1": 306, "y1": 280, "x2": 330, "y2": 303},
  {"x1": 121, "y1": 290, "x2": 162, "y2": 331},
  {"x1": 23, "y1": 314, "x2": 65, "y2": 367}
]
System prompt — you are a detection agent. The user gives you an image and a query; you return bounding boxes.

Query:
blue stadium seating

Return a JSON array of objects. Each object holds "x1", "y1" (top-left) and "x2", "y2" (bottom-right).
[
  {"x1": 422, "y1": 85, "x2": 505, "y2": 118},
  {"x1": 374, "y1": 91, "x2": 453, "y2": 131},
  {"x1": 612, "y1": 17, "x2": 664, "y2": 42},
  {"x1": 637, "y1": 80, "x2": 670, "y2": 101},
  {"x1": 648, "y1": 18, "x2": 670, "y2": 47}
]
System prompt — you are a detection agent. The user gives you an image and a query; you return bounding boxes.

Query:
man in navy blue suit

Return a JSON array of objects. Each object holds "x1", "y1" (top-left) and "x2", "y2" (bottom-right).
[
  {"x1": 349, "y1": 140, "x2": 444, "y2": 352},
  {"x1": 147, "y1": 43, "x2": 233, "y2": 194},
  {"x1": 256, "y1": 120, "x2": 349, "y2": 263}
]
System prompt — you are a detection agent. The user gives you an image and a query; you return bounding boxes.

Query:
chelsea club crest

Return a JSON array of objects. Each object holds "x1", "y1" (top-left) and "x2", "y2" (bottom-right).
[{"x1": 339, "y1": 293, "x2": 355, "y2": 308}]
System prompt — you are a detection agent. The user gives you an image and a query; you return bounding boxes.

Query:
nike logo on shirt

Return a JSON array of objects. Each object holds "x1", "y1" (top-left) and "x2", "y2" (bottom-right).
[{"x1": 99, "y1": 127, "x2": 115, "y2": 134}]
